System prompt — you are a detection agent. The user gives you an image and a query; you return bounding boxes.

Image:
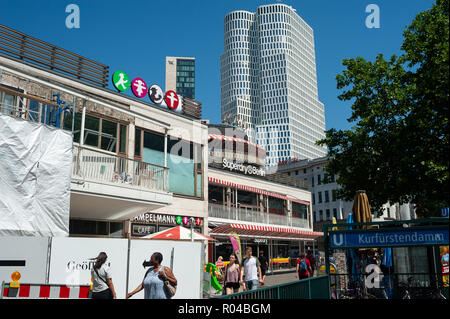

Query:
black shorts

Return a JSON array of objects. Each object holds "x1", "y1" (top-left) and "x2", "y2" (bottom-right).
[
  {"x1": 225, "y1": 282, "x2": 240, "y2": 289},
  {"x1": 261, "y1": 268, "x2": 266, "y2": 276},
  {"x1": 92, "y1": 288, "x2": 113, "y2": 299}
]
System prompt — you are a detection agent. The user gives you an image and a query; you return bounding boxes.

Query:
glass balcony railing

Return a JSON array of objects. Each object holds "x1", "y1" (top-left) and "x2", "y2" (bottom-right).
[
  {"x1": 208, "y1": 203, "x2": 310, "y2": 229},
  {"x1": 72, "y1": 145, "x2": 169, "y2": 192}
]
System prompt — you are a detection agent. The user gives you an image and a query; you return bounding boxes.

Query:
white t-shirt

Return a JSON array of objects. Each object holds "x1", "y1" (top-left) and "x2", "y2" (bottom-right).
[
  {"x1": 91, "y1": 264, "x2": 112, "y2": 292},
  {"x1": 243, "y1": 256, "x2": 260, "y2": 281}
]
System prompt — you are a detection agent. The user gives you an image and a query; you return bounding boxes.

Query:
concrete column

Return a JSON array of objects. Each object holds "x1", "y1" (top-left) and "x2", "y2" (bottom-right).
[{"x1": 79, "y1": 100, "x2": 86, "y2": 146}]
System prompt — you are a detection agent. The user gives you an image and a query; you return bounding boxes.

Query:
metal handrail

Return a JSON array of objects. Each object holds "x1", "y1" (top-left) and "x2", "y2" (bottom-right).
[
  {"x1": 208, "y1": 203, "x2": 310, "y2": 228},
  {"x1": 214, "y1": 275, "x2": 331, "y2": 299},
  {"x1": 72, "y1": 145, "x2": 169, "y2": 192}
]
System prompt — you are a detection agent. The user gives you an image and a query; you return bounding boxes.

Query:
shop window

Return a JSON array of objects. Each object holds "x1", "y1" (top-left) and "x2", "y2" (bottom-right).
[
  {"x1": 134, "y1": 128, "x2": 142, "y2": 157},
  {"x1": 237, "y1": 189, "x2": 258, "y2": 206},
  {"x1": 63, "y1": 112, "x2": 81, "y2": 143},
  {"x1": 100, "y1": 119, "x2": 117, "y2": 152},
  {"x1": 119, "y1": 124, "x2": 127, "y2": 154},
  {"x1": 209, "y1": 185, "x2": 225, "y2": 204},
  {"x1": 142, "y1": 130, "x2": 203, "y2": 198},
  {"x1": 84, "y1": 115, "x2": 100, "y2": 147},
  {"x1": 69, "y1": 219, "x2": 123, "y2": 237},
  {"x1": 269, "y1": 197, "x2": 285, "y2": 215},
  {"x1": 0, "y1": 91, "x2": 16, "y2": 115}
]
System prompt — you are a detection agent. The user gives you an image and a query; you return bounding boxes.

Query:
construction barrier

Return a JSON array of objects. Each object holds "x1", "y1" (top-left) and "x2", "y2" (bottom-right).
[{"x1": 1, "y1": 281, "x2": 91, "y2": 299}]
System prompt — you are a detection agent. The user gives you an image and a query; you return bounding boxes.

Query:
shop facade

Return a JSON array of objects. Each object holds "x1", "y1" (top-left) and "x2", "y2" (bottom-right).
[
  {"x1": 0, "y1": 27, "x2": 209, "y2": 241},
  {"x1": 206, "y1": 125, "x2": 322, "y2": 271}
]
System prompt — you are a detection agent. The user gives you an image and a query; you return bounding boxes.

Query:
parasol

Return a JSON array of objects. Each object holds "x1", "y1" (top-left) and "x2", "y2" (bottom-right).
[
  {"x1": 143, "y1": 226, "x2": 216, "y2": 241},
  {"x1": 352, "y1": 190, "x2": 372, "y2": 225}
]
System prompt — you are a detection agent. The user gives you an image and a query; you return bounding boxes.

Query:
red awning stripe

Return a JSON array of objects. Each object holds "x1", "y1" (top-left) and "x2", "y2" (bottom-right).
[
  {"x1": 208, "y1": 177, "x2": 310, "y2": 206},
  {"x1": 210, "y1": 224, "x2": 323, "y2": 240}
]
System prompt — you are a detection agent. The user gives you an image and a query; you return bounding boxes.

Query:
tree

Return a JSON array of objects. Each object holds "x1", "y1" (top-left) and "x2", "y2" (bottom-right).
[{"x1": 318, "y1": 0, "x2": 449, "y2": 217}]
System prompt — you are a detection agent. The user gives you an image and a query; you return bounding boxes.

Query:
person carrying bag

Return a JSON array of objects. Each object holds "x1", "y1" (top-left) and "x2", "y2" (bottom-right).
[{"x1": 91, "y1": 252, "x2": 116, "y2": 299}]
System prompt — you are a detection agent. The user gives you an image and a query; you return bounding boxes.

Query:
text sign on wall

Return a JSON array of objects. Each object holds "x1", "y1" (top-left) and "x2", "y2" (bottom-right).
[{"x1": 330, "y1": 228, "x2": 449, "y2": 248}]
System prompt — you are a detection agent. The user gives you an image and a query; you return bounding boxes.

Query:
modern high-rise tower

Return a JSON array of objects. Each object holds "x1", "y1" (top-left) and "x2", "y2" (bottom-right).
[
  {"x1": 220, "y1": 4, "x2": 327, "y2": 166},
  {"x1": 165, "y1": 56, "x2": 195, "y2": 99}
]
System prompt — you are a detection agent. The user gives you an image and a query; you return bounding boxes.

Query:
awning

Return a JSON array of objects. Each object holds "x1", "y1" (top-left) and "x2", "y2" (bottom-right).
[
  {"x1": 208, "y1": 177, "x2": 310, "y2": 206},
  {"x1": 209, "y1": 223, "x2": 323, "y2": 241}
]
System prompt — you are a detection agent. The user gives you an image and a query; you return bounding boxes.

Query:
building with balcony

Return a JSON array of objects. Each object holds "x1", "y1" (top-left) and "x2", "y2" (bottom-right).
[
  {"x1": 0, "y1": 25, "x2": 208, "y2": 239},
  {"x1": 206, "y1": 124, "x2": 322, "y2": 270}
]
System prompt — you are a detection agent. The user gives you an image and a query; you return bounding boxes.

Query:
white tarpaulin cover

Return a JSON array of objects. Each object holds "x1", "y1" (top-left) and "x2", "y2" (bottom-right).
[{"x1": 0, "y1": 114, "x2": 72, "y2": 236}]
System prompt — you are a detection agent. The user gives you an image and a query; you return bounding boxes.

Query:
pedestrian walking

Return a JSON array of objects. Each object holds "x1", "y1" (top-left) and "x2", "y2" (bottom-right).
[
  {"x1": 306, "y1": 250, "x2": 316, "y2": 277},
  {"x1": 240, "y1": 247, "x2": 262, "y2": 291},
  {"x1": 126, "y1": 252, "x2": 177, "y2": 299},
  {"x1": 91, "y1": 252, "x2": 117, "y2": 299},
  {"x1": 296, "y1": 253, "x2": 312, "y2": 280},
  {"x1": 223, "y1": 253, "x2": 241, "y2": 295},
  {"x1": 258, "y1": 250, "x2": 269, "y2": 285}
]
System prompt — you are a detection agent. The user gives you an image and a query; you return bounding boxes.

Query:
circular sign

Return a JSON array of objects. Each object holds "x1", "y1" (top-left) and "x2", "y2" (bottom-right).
[
  {"x1": 112, "y1": 70, "x2": 130, "y2": 92},
  {"x1": 182, "y1": 216, "x2": 189, "y2": 225},
  {"x1": 148, "y1": 84, "x2": 164, "y2": 104},
  {"x1": 195, "y1": 217, "x2": 202, "y2": 226},
  {"x1": 165, "y1": 90, "x2": 180, "y2": 110},
  {"x1": 131, "y1": 78, "x2": 148, "y2": 98},
  {"x1": 176, "y1": 216, "x2": 182, "y2": 225}
]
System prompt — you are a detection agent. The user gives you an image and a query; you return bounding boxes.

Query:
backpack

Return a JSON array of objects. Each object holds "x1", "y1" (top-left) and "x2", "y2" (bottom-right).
[{"x1": 300, "y1": 259, "x2": 307, "y2": 271}]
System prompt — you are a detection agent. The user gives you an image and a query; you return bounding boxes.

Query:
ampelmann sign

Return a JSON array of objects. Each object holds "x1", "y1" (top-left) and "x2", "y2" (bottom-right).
[{"x1": 331, "y1": 228, "x2": 449, "y2": 248}]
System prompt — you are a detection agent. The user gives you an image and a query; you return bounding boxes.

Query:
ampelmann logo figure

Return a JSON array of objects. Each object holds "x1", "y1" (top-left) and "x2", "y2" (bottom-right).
[{"x1": 115, "y1": 73, "x2": 129, "y2": 91}]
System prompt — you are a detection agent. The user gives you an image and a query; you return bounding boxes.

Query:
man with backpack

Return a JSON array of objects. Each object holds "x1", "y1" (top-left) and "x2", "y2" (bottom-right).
[{"x1": 296, "y1": 253, "x2": 312, "y2": 280}]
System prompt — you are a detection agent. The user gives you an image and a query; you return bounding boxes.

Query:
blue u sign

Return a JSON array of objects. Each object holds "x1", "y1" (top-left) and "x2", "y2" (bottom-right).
[
  {"x1": 441, "y1": 207, "x2": 449, "y2": 217},
  {"x1": 331, "y1": 228, "x2": 449, "y2": 248}
]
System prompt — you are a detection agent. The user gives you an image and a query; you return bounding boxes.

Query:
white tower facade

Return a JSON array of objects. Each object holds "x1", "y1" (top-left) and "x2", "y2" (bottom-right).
[{"x1": 220, "y1": 4, "x2": 327, "y2": 166}]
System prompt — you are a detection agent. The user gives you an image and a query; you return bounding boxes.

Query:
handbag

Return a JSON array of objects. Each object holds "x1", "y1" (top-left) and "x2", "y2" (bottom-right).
[
  {"x1": 161, "y1": 267, "x2": 177, "y2": 298},
  {"x1": 93, "y1": 268, "x2": 114, "y2": 299}
]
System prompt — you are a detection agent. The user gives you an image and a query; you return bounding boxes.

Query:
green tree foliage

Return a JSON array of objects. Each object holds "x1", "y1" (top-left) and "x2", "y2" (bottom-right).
[{"x1": 318, "y1": 0, "x2": 449, "y2": 217}]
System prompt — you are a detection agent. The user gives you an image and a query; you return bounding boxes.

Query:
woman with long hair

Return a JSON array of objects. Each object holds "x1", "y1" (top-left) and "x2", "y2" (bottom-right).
[
  {"x1": 91, "y1": 252, "x2": 117, "y2": 299},
  {"x1": 223, "y1": 253, "x2": 241, "y2": 295}
]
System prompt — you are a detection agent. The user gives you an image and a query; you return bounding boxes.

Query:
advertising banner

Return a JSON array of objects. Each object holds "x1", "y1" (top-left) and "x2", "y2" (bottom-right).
[
  {"x1": 0, "y1": 237, "x2": 49, "y2": 284},
  {"x1": 330, "y1": 228, "x2": 449, "y2": 248},
  {"x1": 48, "y1": 237, "x2": 129, "y2": 298},
  {"x1": 440, "y1": 246, "x2": 449, "y2": 287}
]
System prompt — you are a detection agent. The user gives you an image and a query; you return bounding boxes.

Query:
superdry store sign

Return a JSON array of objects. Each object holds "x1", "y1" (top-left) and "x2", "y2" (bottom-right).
[{"x1": 112, "y1": 70, "x2": 181, "y2": 113}]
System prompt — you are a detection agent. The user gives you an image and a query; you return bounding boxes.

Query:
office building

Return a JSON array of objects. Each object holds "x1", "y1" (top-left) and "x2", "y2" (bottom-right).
[
  {"x1": 220, "y1": 3, "x2": 327, "y2": 165},
  {"x1": 165, "y1": 56, "x2": 195, "y2": 99}
]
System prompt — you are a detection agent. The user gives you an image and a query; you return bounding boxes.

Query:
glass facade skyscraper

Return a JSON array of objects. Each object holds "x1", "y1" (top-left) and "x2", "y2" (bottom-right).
[
  {"x1": 165, "y1": 57, "x2": 195, "y2": 99},
  {"x1": 220, "y1": 4, "x2": 327, "y2": 166}
]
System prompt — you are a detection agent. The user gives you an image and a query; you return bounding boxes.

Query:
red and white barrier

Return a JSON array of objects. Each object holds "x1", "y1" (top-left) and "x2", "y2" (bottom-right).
[{"x1": 1, "y1": 282, "x2": 90, "y2": 299}]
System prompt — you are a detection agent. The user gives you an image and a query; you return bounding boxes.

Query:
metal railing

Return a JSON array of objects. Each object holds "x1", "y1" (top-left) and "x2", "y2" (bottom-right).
[
  {"x1": 208, "y1": 203, "x2": 310, "y2": 229},
  {"x1": 215, "y1": 275, "x2": 331, "y2": 299},
  {"x1": 330, "y1": 272, "x2": 448, "y2": 299},
  {"x1": 1, "y1": 24, "x2": 109, "y2": 87},
  {"x1": 72, "y1": 145, "x2": 169, "y2": 192}
]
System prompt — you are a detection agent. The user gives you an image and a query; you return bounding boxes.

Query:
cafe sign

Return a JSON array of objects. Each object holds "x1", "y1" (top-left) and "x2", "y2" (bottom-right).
[{"x1": 112, "y1": 70, "x2": 182, "y2": 113}]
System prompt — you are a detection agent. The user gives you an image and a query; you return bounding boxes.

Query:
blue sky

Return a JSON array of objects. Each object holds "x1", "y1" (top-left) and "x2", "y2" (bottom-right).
[{"x1": 0, "y1": 0, "x2": 435, "y2": 131}]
